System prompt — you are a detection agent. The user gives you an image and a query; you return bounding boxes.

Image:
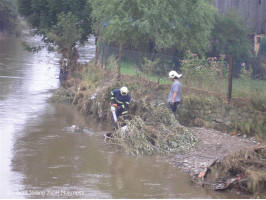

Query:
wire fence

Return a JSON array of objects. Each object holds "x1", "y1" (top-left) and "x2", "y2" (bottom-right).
[
  {"x1": 96, "y1": 43, "x2": 266, "y2": 101},
  {"x1": 97, "y1": 43, "x2": 266, "y2": 78},
  {"x1": 97, "y1": 43, "x2": 181, "y2": 76}
]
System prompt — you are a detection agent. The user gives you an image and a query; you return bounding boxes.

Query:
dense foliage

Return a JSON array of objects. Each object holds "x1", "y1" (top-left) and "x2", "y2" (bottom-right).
[
  {"x1": 0, "y1": 0, "x2": 18, "y2": 34},
  {"x1": 18, "y1": 0, "x2": 92, "y2": 44},
  {"x1": 181, "y1": 51, "x2": 227, "y2": 89},
  {"x1": 209, "y1": 11, "x2": 251, "y2": 61},
  {"x1": 90, "y1": 0, "x2": 216, "y2": 57},
  {"x1": 17, "y1": 0, "x2": 258, "y2": 78},
  {"x1": 18, "y1": 0, "x2": 92, "y2": 71}
]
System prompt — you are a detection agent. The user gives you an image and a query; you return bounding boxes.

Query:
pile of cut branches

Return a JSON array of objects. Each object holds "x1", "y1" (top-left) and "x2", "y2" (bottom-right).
[{"x1": 112, "y1": 104, "x2": 198, "y2": 155}]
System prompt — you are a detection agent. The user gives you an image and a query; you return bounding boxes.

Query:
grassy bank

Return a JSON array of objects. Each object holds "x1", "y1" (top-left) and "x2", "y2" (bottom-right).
[
  {"x1": 50, "y1": 61, "x2": 199, "y2": 156},
  {"x1": 110, "y1": 61, "x2": 266, "y2": 108},
  {"x1": 50, "y1": 60, "x2": 266, "y2": 139},
  {"x1": 49, "y1": 60, "x2": 265, "y2": 197}
]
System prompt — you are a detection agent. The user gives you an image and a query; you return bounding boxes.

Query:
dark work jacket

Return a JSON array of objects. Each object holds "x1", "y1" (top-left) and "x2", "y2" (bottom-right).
[{"x1": 110, "y1": 89, "x2": 131, "y2": 115}]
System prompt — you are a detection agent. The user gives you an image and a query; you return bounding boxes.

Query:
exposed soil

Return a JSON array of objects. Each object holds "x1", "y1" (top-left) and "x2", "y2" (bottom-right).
[{"x1": 169, "y1": 127, "x2": 262, "y2": 177}]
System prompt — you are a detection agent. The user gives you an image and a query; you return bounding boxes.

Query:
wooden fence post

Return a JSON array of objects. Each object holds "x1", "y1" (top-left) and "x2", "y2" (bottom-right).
[
  {"x1": 95, "y1": 37, "x2": 99, "y2": 65},
  {"x1": 101, "y1": 44, "x2": 105, "y2": 68},
  {"x1": 227, "y1": 55, "x2": 233, "y2": 101},
  {"x1": 117, "y1": 42, "x2": 123, "y2": 80}
]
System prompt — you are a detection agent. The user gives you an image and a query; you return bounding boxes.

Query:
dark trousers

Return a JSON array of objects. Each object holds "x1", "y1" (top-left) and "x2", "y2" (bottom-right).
[{"x1": 168, "y1": 102, "x2": 179, "y2": 112}]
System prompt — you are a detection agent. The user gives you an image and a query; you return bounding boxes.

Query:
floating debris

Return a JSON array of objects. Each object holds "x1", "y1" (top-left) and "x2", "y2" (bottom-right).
[{"x1": 68, "y1": 125, "x2": 83, "y2": 133}]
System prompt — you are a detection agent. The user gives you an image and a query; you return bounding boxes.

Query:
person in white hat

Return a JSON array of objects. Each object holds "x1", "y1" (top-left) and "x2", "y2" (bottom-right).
[{"x1": 167, "y1": 70, "x2": 182, "y2": 112}]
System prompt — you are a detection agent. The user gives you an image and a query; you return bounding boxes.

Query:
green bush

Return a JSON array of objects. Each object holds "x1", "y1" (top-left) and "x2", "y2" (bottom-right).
[{"x1": 181, "y1": 50, "x2": 227, "y2": 91}]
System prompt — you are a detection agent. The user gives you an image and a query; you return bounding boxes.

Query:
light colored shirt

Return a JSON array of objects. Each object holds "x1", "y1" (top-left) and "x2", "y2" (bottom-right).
[{"x1": 168, "y1": 80, "x2": 181, "y2": 102}]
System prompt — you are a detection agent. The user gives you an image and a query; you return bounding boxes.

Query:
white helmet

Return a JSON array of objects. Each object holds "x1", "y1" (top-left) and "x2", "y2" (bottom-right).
[
  {"x1": 120, "y1": 86, "x2": 129, "y2": 96},
  {"x1": 168, "y1": 70, "x2": 182, "y2": 79}
]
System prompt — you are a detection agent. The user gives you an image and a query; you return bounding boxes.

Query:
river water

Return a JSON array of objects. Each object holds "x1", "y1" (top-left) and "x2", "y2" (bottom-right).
[{"x1": 0, "y1": 34, "x2": 244, "y2": 199}]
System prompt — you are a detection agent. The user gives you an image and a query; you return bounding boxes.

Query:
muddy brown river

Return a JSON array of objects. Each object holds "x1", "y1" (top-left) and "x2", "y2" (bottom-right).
[{"x1": 0, "y1": 34, "x2": 245, "y2": 199}]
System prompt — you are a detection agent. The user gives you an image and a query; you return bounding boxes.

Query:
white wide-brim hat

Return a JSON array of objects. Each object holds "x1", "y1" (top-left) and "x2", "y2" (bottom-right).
[
  {"x1": 168, "y1": 70, "x2": 182, "y2": 79},
  {"x1": 175, "y1": 73, "x2": 182, "y2": 78}
]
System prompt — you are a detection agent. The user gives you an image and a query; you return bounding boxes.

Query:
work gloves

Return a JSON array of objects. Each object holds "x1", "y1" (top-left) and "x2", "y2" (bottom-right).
[{"x1": 110, "y1": 106, "x2": 116, "y2": 112}]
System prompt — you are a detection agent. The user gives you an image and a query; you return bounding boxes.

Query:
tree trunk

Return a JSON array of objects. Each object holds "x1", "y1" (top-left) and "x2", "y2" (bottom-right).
[
  {"x1": 101, "y1": 44, "x2": 105, "y2": 68},
  {"x1": 72, "y1": 47, "x2": 78, "y2": 71},
  {"x1": 138, "y1": 51, "x2": 143, "y2": 68},
  {"x1": 117, "y1": 42, "x2": 123, "y2": 80},
  {"x1": 95, "y1": 29, "x2": 100, "y2": 65},
  {"x1": 227, "y1": 55, "x2": 233, "y2": 101},
  {"x1": 218, "y1": 63, "x2": 223, "y2": 92}
]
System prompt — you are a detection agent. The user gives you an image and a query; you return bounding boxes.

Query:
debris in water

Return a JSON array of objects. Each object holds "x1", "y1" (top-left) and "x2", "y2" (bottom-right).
[
  {"x1": 90, "y1": 93, "x2": 97, "y2": 100},
  {"x1": 69, "y1": 125, "x2": 83, "y2": 133}
]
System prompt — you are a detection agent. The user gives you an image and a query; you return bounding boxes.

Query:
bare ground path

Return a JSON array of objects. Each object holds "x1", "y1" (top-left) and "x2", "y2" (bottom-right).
[{"x1": 169, "y1": 127, "x2": 262, "y2": 177}]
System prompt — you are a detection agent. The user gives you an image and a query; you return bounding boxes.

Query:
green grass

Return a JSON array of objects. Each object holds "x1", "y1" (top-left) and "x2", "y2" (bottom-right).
[
  {"x1": 120, "y1": 62, "x2": 139, "y2": 75},
  {"x1": 181, "y1": 76, "x2": 266, "y2": 102},
  {"x1": 120, "y1": 61, "x2": 172, "y2": 84},
  {"x1": 109, "y1": 61, "x2": 266, "y2": 103},
  {"x1": 232, "y1": 78, "x2": 266, "y2": 100}
]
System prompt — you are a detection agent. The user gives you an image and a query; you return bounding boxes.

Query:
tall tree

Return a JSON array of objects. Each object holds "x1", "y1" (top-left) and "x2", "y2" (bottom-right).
[
  {"x1": 0, "y1": 0, "x2": 18, "y2": 34},
  {"x1": 210, "y1": 10, "x2": 252, "y2": 61},
  {"x1": 47, "y1": 12, "x2": 82, "y2": 71},
  {"x1": 90, "y1": 0, "x2": 141, "y2": 78},
  {"x1": 91, "y1": 0, "x2": 216, "y2": 78},
  {"x1": 137, "y1": 0, "x2": 215, "y2": 56},
  {"x1": 91, "y1": 0, "x2": 216, "y2": 55},
  {"x1": 18, "y1": 0, "x2": 92, "y2": 71}
]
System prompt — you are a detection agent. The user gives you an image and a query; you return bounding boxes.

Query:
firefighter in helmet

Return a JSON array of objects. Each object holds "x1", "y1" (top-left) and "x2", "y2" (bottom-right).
[{"x1": 110, "y1": 86, "x2": 131, "y2": 119}]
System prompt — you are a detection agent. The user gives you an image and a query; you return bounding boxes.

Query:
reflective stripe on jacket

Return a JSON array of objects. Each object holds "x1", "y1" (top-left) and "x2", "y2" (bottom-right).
[{"x1": 110, "y1": 89, "x2": 131, "y2": 111}]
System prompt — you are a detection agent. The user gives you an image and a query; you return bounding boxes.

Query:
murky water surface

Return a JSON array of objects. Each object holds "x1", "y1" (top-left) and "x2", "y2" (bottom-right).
[{"x1": 0, "y1": 34, "x2": 245, "y2": 199}]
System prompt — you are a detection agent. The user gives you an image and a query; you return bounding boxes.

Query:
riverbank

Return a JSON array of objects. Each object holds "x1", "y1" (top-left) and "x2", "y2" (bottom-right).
[
  {"x1": 169, "y1": 127, "x2": 265, "y2": 197},
  {"x1": 169, "y1": 127, "x2": 260, "y2": 177},
  {"x1": 50, "y1": 61, "x2": 266, "y2": 198}
]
